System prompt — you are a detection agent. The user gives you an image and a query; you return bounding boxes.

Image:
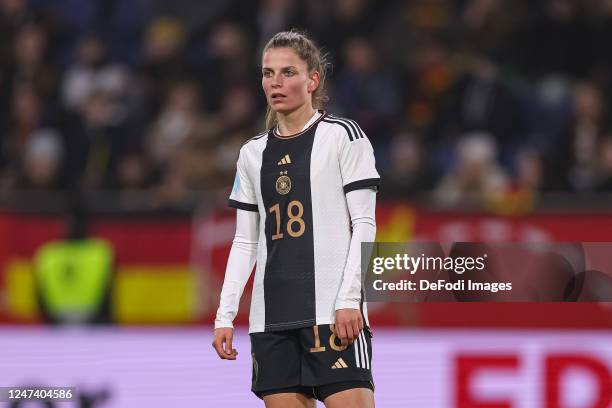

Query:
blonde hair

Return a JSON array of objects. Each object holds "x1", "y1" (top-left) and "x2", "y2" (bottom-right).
[{"x1": 262, "y1": 30, "x2": 330, "y2": 129}]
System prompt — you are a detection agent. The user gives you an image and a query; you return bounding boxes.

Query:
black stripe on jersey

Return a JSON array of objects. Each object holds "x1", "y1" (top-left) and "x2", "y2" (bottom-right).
[
  {"x1": 228, "y1": 199, "x2": 258, "y2": 212},
  {"x1": 326, "y1": 116, "x2": 361, "y2": 140},
  {"x1": 346, "y1": 118, "x2": 366, "y2": 139},
  {"x1": 242, "y1": 130, "x2": 270, "y2": 147},
  {"x1": 328, "y1": 115, "x2": 364, "y2": 140},
  {"x1": 322, "y1": 118, "x2": 355, "y2": 141},
  {"x1": 343, "y1": 178, "x2": 381, "y2": 194},
  {"x1": 260, "y1": 123, "x2": 318, "y2": 331}
]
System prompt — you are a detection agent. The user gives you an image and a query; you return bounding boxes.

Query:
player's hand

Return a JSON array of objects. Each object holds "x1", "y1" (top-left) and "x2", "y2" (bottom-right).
[
  {"x1": 212, "y1": 327, "x2": 238, "y2": 360},
  {"x1": 335, "y1": 309, "x2": 363, "y2": 346}
]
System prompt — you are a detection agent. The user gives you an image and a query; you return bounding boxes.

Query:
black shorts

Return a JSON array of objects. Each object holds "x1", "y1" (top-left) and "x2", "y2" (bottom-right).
[{"x1": 250, "y1": 324, "x2": 374, "y2": 401}]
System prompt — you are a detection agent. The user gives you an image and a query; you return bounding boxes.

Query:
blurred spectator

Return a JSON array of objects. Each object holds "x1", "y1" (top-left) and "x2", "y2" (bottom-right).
[
  {"x1": 150, "y1": 0, "x2": 226, "y2": 32},
  {"x1": 215, "y1": 129, "x2": 250, "y2": 181},
  {"x1": 2, "y1": 0, "x2": 612, "y2": 211},
  {"x1": 516, "y1": 0, "x2": 591, "y2": 79},
  {"x1": 551, "y1": 81, "x2": 608, "y2": 191},
  {"x1": 596, "y1": 135, "x2": 612, "y2": 191},
  {"x1": 137, "y1": 17, "x2": 191, "y2": 117},
  {"x1": 403, "y1": 37, "x2": 455, "y2": 130},
  {"x1": 113, "y1": 155, "x2": 148, "y2": 194},
  {"x1": 34, "y1": 197, "x2": 115, "y2": 324},
  {"x1": 487, "y1": 147, "x2": 545, "y2": 215},
  {"x1": 588, "y1": 0, "x2": 612, "y2": 98},
  {"x1": 147, "y1": 80, "x2": 230, "y2": 209},
  {"x1": 435, "y1": 132, "x2": 509, "y2": 207},
  {"x1": 61, "y1": 33, "x2": 129, "y2": 112},
  {"x1": 62, "y1": 91, "x2": 130, "y2": 190},
  {"x1": 524, "y1": 76, "x2": 573, "y2": 155},
  {"x1": 0, "y1": 0, "x2": 48, "y2": 76},
  {"x1": 256, "y1": 0, "x2": 300, "y2": 54},
  {"x1": 18, "y1": 128, "x2": 64, "y2": 190},
  {"x1": 154, "y1": 129, "x2": 219, "y2": 210},
  {"x1": 333, "y1": 36, "x2": 401, "y2": 142},
  {"x1": 315, "y1": 0, "x2": 382, "y2": 71},
  {"x1": 146, "y1": 80, "x2": 219, "y2": 178},
  {"x1": 152, "y1": 82, "x2": 255, "y2": 208},
  {"x1": 379, "y1": 0, "x2": 454, "y2": 75},
  {"x1": 459, "y1": 0, "x2": 520, "y2": 56},
  {"x1": 514, "y1": 148, "x2": 544, "y2": 194},
  {"x1": 0, "y1": 0, "x2": 31, "y2": 42},
  {"x1": 218, "y1": 84, "x2": 257, "y2": 134},
  {"x1": 199, "y1": 21, "x2": 255, "y2": 112},
  {"x1": 9, "y1": 22, "x2": 59, "y2": 103},
  {"x1": 0, "y1": 84, "x2": 43, "y2": 188},
  {"x1": 381, "y1": 131, "x2": 436, "y2": 198},
  {"x1": 0, "y1": 0, "x2": 32, "y2": 94},
  {"x1": 434, "y1": 50, "x2": 523, "y2": 161}
]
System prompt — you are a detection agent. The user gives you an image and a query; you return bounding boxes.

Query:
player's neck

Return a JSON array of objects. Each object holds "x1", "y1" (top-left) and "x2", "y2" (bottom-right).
[{"x1": 276, "y1": 105, "x2": 317, "y2": 136}]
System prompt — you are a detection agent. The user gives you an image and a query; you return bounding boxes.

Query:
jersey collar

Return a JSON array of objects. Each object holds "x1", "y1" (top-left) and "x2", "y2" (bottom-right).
[{"x1": 272, "y1": 110, "x2": 327, "y2": 140}]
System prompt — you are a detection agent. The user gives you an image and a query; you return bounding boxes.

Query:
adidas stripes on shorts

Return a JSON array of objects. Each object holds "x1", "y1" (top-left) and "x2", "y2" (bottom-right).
[{"x1": 250, "y1": 324, "x2": 374, "y2": 401}]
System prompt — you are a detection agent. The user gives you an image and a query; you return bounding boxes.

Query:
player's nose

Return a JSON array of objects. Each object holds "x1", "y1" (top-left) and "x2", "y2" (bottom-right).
[{"x1": 271, "y1": 73, "x2": 282, "y2": 87}]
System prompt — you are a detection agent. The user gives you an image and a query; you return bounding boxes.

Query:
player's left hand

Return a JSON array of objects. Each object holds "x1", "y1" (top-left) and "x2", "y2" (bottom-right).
[{"x1": 335, "y1": 308, "x2": 363, "y2": 346}]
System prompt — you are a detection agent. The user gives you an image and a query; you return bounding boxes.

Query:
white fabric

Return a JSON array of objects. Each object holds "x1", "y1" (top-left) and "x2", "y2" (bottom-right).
[
  {"x1": 219, "y1": 114, "x2": 379, "y2": 333},
  {"x1": 274, "y1": 110, "x2": 322, "y2": 135},
  {"x1": 338, "y1": 127, "x2": 379, "y2": 187},
  {"x1": 214, "y1": 209, "x2": 259, "y2": 329},
  {"x1": 334, "y1": 188, "x2": 377, "y2": 311},
  {"x1": 229, "y1": 147, "x2": 259, "y2": 206}
]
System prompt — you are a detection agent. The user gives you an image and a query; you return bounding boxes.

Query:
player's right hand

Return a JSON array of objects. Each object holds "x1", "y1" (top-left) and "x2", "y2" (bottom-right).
[{"x1": 212, "y1": 327, "x2": 238, "y2": 360}]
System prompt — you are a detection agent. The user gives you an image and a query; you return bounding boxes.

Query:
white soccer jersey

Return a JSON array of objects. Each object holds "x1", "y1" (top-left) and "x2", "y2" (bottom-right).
[{"x1": 228, "y1": 111, "x2": 380, "y2": 333}]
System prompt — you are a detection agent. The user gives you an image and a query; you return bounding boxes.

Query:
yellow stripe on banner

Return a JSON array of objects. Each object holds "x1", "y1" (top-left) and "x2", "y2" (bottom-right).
[
  {"x1": 3, "y1": 261, "x2": 197, "y2": 324},
  {"x1": 113, "y1": 266, "x2": 197, "y2": 324},
  {"x1": 376, "y1": 206, "x2": 415, "y2": 242},
  {"x1": 5, "y1": 259, "x2": 38, "y2": 319}
]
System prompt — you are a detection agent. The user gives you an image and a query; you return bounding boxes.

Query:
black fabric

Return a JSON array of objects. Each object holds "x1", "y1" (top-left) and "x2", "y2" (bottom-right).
[
  {"x1": 256, "y1": 385, "x2": 315, "y2": 400},
  {"x1": 250, "y1": 325, "x2": 374, "y2": 400},
  {"x1": 343, "y1": 178, "x2": 381, "y2": 194},
  {"x1": 255, "y1": 381, "x2": 373, "y2": 402},
  {"x1": 315, "y1": 380, "x2": 374, "y2": 401},
  {"x1": 325, "y1": 115, "x2": 366, "y2": 140},
  {"x1": 228, "y1": 199, "x2": 258, "y2": 212},
  {"x1": 260, "y1": 125, "x2": 318, "y2": 331},
  {"x1": 322, "y1": 118, "x2": 355, "y2": 141}
]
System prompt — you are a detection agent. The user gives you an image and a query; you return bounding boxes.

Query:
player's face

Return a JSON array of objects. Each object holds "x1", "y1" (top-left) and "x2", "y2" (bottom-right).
[{"x1": 261, "y1": 47, "x2": 319, "y2": 114}]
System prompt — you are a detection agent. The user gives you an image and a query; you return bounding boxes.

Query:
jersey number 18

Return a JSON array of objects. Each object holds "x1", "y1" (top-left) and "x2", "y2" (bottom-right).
[{"x1": 269, "y1": 200, "x2": 305, "y2": 240}]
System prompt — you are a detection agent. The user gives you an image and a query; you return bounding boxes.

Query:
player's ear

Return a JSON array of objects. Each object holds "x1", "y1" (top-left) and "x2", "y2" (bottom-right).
[{"x1": 308, "y1": 71, "x2": 320, "y2": 93}]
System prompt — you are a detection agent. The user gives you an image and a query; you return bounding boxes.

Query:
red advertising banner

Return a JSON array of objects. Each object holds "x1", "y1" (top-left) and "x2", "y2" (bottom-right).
[
  {"x1": 1, "y1": 203, "x2": 611, "y2": 327},
  {"x1": 195, "y1": 203, "x2": 612, "y2": 328}
]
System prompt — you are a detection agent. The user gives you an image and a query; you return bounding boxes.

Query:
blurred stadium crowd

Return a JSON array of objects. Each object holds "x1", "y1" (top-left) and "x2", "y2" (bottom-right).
[{"x1": 2, "y1": 0, "x2": 612, "y2": 211}]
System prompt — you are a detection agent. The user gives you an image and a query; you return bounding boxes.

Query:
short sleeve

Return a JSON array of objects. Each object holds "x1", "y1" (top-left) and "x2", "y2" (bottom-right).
[
  {"x1": 338, "y1": 122, "x2": 381, "y2": 194},
  {"x1": 228, "y1": 149, "x2": 258, "y2": 212}
]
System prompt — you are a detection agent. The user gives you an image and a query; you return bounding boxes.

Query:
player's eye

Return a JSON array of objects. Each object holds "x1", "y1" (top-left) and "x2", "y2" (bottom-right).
[
  {"x1": 284, "y1": 70, "x2": 296, "y2": 77},
  {"x1": 262, "y1": 70, "x2": 272, "y2": 78}
]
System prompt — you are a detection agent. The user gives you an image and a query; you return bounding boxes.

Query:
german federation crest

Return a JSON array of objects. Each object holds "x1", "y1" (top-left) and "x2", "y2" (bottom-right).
[{"x1": 276, "y1": 173, "x2": 291, "y2": 195}]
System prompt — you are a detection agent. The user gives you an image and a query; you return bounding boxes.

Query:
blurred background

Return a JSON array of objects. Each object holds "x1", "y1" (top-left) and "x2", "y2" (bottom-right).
[{"x1": 1, "y1": 0, "x2": 612, "y2": 406}]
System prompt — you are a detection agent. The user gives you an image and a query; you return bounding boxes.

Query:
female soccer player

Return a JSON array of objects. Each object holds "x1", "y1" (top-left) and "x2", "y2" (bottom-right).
[{"x1": 212, "y1": 30, "x2": 379, "y2": 408}]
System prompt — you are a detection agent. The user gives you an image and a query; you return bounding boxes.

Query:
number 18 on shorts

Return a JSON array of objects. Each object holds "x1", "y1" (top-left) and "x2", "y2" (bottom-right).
[{"x1": 250, "y1": 324, "x2": 373, "y2": 393}]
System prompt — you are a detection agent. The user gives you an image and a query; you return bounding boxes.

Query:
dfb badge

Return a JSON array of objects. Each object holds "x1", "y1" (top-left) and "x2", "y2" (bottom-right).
[{"x1": 276, "y1": 173, "x2": 291, "y2": 195}]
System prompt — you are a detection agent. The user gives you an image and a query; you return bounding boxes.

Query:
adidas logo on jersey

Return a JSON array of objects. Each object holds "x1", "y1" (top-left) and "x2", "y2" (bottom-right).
[
  {"x1": 331, "y1": 358, "x2": 348, "y2": 369},
  {"x1": 277, "y1": 154, "x2": 292, "y2": 165}
]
